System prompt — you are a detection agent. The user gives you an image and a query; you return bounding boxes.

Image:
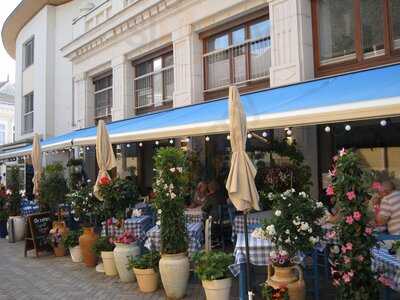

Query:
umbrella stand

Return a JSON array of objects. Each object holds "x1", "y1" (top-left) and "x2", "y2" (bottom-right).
[{"x1": 243, "y1": 211, "x2": 252, "y2": 299}]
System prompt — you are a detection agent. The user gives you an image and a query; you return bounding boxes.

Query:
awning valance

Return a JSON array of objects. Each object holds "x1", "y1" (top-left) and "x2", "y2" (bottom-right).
[{"x1": 2, "y1": 63, "x2": 400, "y2": 159}]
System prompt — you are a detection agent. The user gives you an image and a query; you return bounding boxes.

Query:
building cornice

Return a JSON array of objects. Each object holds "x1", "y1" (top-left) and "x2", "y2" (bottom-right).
[
  {"x1": 1, "y1": 0, "x2": 72, "y2": 59},
  {"x1": 61, "y1": 0, "x2": 183, "y2": 61}
]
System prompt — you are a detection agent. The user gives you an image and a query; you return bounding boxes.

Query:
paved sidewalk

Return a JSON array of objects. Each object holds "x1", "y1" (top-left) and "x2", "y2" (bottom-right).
[{"x1": 0, "y1": 239, "x2": 206, "y2": 300}]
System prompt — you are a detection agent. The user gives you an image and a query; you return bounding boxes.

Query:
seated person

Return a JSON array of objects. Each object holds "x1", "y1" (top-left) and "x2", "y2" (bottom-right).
[
  {"x1": 377, "y1": 180, "x2": 400, "y2": 235},
  {"x1": 188, "y1": 181, "x2": 208, "y2": 209},
  {"x1": 202, "y1": 181, "x2": 226, "y2": 219}
]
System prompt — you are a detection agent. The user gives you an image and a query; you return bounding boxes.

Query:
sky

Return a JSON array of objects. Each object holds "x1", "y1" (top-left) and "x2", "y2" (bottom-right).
[{"x1": 0, "y1": 0, "x2": 21, "y2": 83}]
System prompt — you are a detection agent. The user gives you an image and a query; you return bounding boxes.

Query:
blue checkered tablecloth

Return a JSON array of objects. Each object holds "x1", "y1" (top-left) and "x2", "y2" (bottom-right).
[
  {"x1": 233, "y1": 211, "x2": 273, "y2": 235},
  {"x1": 101, "y1": 216, "x2": 152, "y2": 240},
  {"x1": 184, "y1": 209, "x2": 205, "y2": 224},
  {"x1": 134, "y1": 202, "x2": 153, "y2": 215},
  {"x1": 372, "y1": 247, "x2": 400, "y2": 291},
  {"x1": 144, "y1": 222, "x2": 203, "y2": 257},
  {"x1": 229, "y1": 232, "x2": 273, "y2": 276}
]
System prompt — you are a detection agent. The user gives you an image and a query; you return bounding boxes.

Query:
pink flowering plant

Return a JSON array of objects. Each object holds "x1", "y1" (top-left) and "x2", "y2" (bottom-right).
[
  {"x1": 327, "y1": 149, "x2": 379, "y2": 299},
  {"x1": 256, "y1": 189, "x2": 325, "y2": 265},
  {"x1": 153, "y1": 147, "x2": 189, "y2": 254},
  {"x1": 112, "y1": 231, "x2": 137, "y2": 245}
]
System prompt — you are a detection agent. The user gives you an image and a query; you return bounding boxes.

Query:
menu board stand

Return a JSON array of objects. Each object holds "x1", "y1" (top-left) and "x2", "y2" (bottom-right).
[{"x1": 24, "y1": 212, "x2": 53, "y2": 257}]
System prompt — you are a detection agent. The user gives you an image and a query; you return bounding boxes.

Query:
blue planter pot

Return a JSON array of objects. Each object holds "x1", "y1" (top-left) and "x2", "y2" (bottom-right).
[{"x1": 0, "y1": 220, "x2": 7, "y2": 238}]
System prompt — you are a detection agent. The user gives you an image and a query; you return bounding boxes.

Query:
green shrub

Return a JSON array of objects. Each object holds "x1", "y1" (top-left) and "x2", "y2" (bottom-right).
[
  {"x1": 193, "y1": 251, "x2": 234, "y2": 281},
  {"x1": 92, "y1": 236, "x2": 115, "y2": 257},
  {"x1": 127, "y1": 251, "x2": 160, "y2": 271},
  {"x1": 7, "y1": 166, "x2": 21, "y2": 216},
  {"x1": 62, "y1": 229, "x2": 82, "y2": 249}
]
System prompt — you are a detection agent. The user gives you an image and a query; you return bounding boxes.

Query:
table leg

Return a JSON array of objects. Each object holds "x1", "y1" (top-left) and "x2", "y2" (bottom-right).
[
  {"x1": 239, "y1": 263, "x2": 248, "y2": 300},
  {"x1": 383, "y1": 287, "x2": 391, "y2": 300}
]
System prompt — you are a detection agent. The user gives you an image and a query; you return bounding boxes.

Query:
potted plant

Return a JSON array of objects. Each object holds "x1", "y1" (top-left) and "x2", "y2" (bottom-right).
[
  {"x1": 260, "y1": 283, "x2": 289, "y2": 300},
  {"x1": 67, "y1": 184, "x2": 102, "y2": 267},
  {"x1": 255, "y1": 189, "x2": 325, "y2": 300},
  {"x1": 112, "y1": 231, "x2": 139, "y2": 282},
  {"x1": 62, "y1": 229, "x2": 83, "y2": 262},
  {"x1": 6, "y1": 166, "x2": 25, "y2": 241},
  {"x1": 193, "y1": 251, "x2": 234, "y2": 300},
  {"x1": 153, "y1": 147, "x2": 190, "y2": 299},
  {"x1": 40, "y1": 163, "x2": 69, "y2": 256},
  {"x1": 92, "y1": 236, "x2": 117, "y2": 276},
  {"x1": 0, "y1": 191, "x2": 8, "y2": 238},
  {"x1": 128, "y1": 251, "x2": 161, "y2": 293}
]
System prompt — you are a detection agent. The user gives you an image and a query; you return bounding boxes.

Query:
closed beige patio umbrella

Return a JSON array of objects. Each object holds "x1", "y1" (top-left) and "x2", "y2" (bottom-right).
[
  {"x1": 225, "y1": 86, "x2": 260, "y2": 299},
  {"x1": 93, "y1": 120, "x2": 116, "y2": 200},
  {"x1": 32, "y1": 133, "x2": 42, "y2": 197}
]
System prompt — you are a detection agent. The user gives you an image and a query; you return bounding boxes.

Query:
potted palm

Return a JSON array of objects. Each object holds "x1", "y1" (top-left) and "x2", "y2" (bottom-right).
[
  {"x1": 62, "y1": 229, "x2": 83, "y2": 262},
  {"x1": 128, "y1": 251, "x2": 160, "y2": 293},
  {"x1": 6, "y1": 166, "x2": 24, "y2": 241},
  {"x1": 112, "y1": 231, "x2": 139, "y2": 282},
  {"x1": 193, "y1": 251, "x2": 234, "y2": 300},
  {"x1": 92, "y1": 236, "x2": 117, "y2": 276},
  {"x1": 153, "y1": 147, "x2": 190, "y2": 299}
]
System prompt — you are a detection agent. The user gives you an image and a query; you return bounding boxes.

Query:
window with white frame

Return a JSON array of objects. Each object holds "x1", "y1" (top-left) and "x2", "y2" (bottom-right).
[
  {"x1": 23, "y1": 92, "x2": 34, "y2": 134},
  {"x1": 0, "y1": 123, "x2": 5, "y2": 145},
  {"x1": 93, "y1": 73, "x2": 113, "y2": 122},
  {"x1": 134, "y1": 52, "x2": 174, "y2": 110},
  {"x1": 23, "y1": 38, "x2": 34, "y2": 69}
]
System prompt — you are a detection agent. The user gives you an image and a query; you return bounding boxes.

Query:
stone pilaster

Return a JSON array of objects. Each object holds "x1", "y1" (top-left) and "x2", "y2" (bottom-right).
[
  {"x1": 269, "y1": 0, "x2": 314, "y2": 87},
  {"x1": 172, "y1": 25, "x2": 203, "y2": 107},
  {"x1": 111, "y1": 55, "x2": 134, "y2": 121}
]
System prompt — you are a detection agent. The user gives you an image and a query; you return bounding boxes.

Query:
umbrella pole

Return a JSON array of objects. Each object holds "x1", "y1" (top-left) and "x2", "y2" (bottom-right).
[{"x1": 243, "y1": 211, "x2": 252, "y2": 298}]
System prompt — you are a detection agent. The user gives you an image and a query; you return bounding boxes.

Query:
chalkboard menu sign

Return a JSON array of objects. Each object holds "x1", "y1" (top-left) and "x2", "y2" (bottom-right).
[{"x1": 24, "y1": 212, "x2": 53, "y2": 257}]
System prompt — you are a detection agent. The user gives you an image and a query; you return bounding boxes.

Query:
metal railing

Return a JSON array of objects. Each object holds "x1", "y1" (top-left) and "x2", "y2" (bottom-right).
[
  {"x1": 203, "y1": 36, "x2": 271, "y2": 91},
  {"x1": 23, "y1": 112, "x2": 33, "y2": 134},
  {"x1": 134, "y1": 66, "x2": 174, "y2": 109},
  {"x1": 95, "y1": 105, "x2": 112, "y2": 119}
]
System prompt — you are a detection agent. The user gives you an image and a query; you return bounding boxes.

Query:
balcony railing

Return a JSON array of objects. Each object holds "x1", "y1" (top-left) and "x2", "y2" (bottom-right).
[
  {"x1": 23, "y1": 112, "x2": 33, "y2": 134},
  {"x1": 134, "y1": 66, "x2": 174, "y2": 109},
  {"x1": 95, "y1": 105, "x2": 112, "y2": 119},
  {"x1": 203, "y1": 36, "x2": 271, "y2": 91}
]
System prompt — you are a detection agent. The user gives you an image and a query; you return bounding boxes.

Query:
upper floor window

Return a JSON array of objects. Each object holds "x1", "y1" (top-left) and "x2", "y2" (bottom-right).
[
  {"x1": 312, "y1": 0, "x2": 400, "y2": 76},
  {"x1": 202, "y1": 15, "x2": 271, "y2": 98},
  {"x1": 93, "y1": 73, "x2": 113, "y2": 123},
  {"x1": 23, "y1": 38, "x2": 34, "y2": 69},
  {"x1": 134, "y1": 50, "x2": 174, "y2": 113},
  {"x1": 0, "y1": 123, "x2": 5, "y2": 145},
  {"x1": 23, "y1": 92, "x2": 34, "y2": 134}
]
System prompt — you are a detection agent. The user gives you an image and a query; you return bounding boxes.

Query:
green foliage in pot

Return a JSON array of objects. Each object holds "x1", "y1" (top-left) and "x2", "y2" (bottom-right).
[
  {"x1": 92, "y1": 236, "x2": 115, "y2": 257},
  {"x1": 0, "y1": 193, "x2": 8, "y2": 221},
  {"x1": 6, "y1": 166, "x2": 21, "y2": 216},
  {"x1": 98, "y1": 177, "x2": 139, "y2": 219},
  {"x1": 67, "y1": 158, "x2": 84, "y2": 190},
  {"x1": 39, "y1": 163, "x2": 69, "y2": 214},
  {"x1": 62, "y1": 229, "x2": 82, "y2": 249},
  {"x1": 66, "y1": 185, "x2": 103, "y2": 226},
  {"x1": 127, "y1": 251, "x2": 161, "y2": 272},
  {"x1": 193, "y1": 251, "x2": 234, "y2": 281},
  {"x1": 153, "y1": 147, "x2": 189, "y2": 254}
]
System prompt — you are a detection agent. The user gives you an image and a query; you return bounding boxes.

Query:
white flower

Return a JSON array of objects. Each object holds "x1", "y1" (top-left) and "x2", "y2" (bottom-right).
[
  {"x1": 157, "y1": 209, "x2": 162, "y2": 214},
  {"x1": 270, "y1": 250, "x2": 277, "y2": 258},
  {"x1": 299, "y1": 191, "x2": 307, "y2": 198},
  {"x1": 170, "y1": 192, "x2": 177, "y2": 199},
  {"x1": 88, "y1": 192, "x2": 93, "y2": 197},
  {"x1": 285, "y1": 229, "x2": 290, "y2": 234},
  {"x1": 285, "y1": 237, "x2": 291, "y2": 244},
  {"x1": 164, "y1": 184, "x2": 169, "y2": 190},
  {"x1": 169, "y1": 183, "x2": 174, "y2": 190},
  {"x1": 251, "y1": 228, "x2": 267, "y2": 240},
  {"x1": 316, "y1": 202, "x2": 323, "y2": 208},
  {"x1": 268, "y1": 193, "x2": 274, "y2": 200},
  {"x1": 331, "y1": 245, "x2": 340, "y2": 254},
  {"x1": 300, "y1": 222, "x2": 310, "y2": 231},
  {"x1": 274, "y1": 210, "x2": 282, "y2": 217},
  {"x1": 156, "y1": 220, "x2": 161, "y2": 226},
  {"x1": 169, "y1": 167, "x2": 176, "y2": 172},
  {"x1": 308, "y1": 228, "x2": 313, "y2": 233},
  {"x1": 176, "y1": 167, "x2": 183, "y2": 173},
  {"x1": 309, "y1": 236, "x2": 319, "y2": 244},
  {"x1": 265, "y1": 224, "x2": 276, "y2": 236}
]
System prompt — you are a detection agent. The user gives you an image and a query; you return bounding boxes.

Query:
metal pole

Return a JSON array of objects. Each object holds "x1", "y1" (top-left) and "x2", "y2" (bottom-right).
[{"x1": 243, "y1": 212, "x2": 251, "y2": 299}]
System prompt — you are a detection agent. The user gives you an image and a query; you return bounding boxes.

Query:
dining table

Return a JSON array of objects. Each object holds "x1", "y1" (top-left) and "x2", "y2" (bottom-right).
[
  {"x1": 233, "y1": 210, "x2": 273, "y2": 235},
  {"x1": 101, "y1": 215, "x2": 152, "y2": 241}
]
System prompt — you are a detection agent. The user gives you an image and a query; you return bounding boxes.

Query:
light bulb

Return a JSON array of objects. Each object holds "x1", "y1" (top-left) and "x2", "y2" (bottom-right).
[
  {"x1": 262, "y1": 131, "x2": 268, "y2": 137},
  {"x1": 155, "y1": 141, "x2": 159, "y2": 145},
  {"x1": 126, "y1": 143, "x2": 131, "y2": 148},
  {"x1": 227, "y1": 135, "x2": 230, "y2": 140},
  {"x1": 86, "y1": 146, "x2": 90, "y2": 150},
  {"x1": 380, "y1": 119, "x2": 387, "y2": 127},
  {"x1": 205, "y1": 136, "x2": 210, "y2": 142},
  {"x1": 169, "y1": 139, "x2": 174, "y2": 144},
  {"x1": 139, "y1": 142, "x2": 143, "y2": 147},
  {"x1": 345, "y1": 124, "x2": 351, "y2": 131},
  {"x1": 325, "y1": 126, "x2": 331, "y2": 133},
  {"x1": 286, "y1": 129, "x2": 292, "y2": 136},
  {"x1": 247, "y1": 133, "x2": 252, "y2": 139}
]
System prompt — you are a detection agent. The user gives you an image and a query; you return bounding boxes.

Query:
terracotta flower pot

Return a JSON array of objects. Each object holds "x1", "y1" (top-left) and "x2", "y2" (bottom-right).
[
  {"x1": 134, "y1": 268, "x2": 159, "y2": 293},
  {"x1": 79, "y1": 227, "x2": 98, "y2": 267},
  {"x1": 113, "y1": 242, "x2": 140, "y2": 282},
  {"x1": 267, "y1": 265, "x2": 305, "y2": 300},
  {"x1": 159, "y1": 253, "x2": 189, "y2": 299},
  {"x1": 101, "y1": 251, "x2": 118, "y2": 276},
  {"x1": 202, "y1": 278, "x2": 232, "y2": 300},
  {"x1": 53, "y1": 246, "x2": 66, "y2": 257}
]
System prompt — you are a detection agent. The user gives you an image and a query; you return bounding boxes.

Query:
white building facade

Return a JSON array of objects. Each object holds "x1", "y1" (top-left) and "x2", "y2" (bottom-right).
[{"x1": 2, "y1": 0, "x2": 400, "y2": 194}]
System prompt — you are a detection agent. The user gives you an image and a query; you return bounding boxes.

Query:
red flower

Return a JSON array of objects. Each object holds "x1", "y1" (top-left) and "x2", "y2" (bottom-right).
[
  {"x1": 372, "y1": 181, "x2": 383, "y2": 191},
  {"x1": 99, "y1": 176, "x2": 111, "y2": 185},
  {"x1": 345, "y1": 215, "x2": 354, "y2": 225},
  {"x1": 326, "y1": 184, "x2": 335, "y2": 196},
  {"x1": 365, "y1": 227, "x2": 373, "y2": 235},
  {"x1": 353, "y1": 211, "x2": 362, "y2": 221},
  {"x1": 346, "y1": 191, "x2": 356, "y2": 201}
]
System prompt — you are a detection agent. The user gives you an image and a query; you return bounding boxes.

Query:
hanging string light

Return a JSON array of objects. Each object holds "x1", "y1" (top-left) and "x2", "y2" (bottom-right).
[
  {"x1": 126, "y1": 143, "x2": 131, "y2": 148},
  {"x1": 155, "y1": 140, "x2": 159, "y2": 146},
  {"x1": 205, "y1": 136, "x2": 210, "y2": 142},
  {"x1": 325, "y1": 126, "x2": 331, "y2": 133},
  {"x1": 227, "y1": 135, "x2": 230, "y2": 140},
  {"x1": 139, "y1": 142, "x2": 143, "y2": 147},
  {"x1": 169, "y1": 139, "x2": 174, "y2": 144},
  {"x1": 247, "y1": 133, "x2": 252, "y2": 139},
  {"x1": 262, "y1": 131, "x2": 268, "y2": 138},
  {"x1": 380, "y1": 119, "x2": 387, "y2": 127},
  {"x1": 345, "y1": 124, "x2": 351, "y2": 131}
]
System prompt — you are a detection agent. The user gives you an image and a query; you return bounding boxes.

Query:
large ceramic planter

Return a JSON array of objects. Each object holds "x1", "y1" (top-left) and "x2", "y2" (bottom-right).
[
  {"x1": 79, "y1": 227, "x2": 98, "y2": 267},
  {"x1": 69, "y1": 246, "x2": 82, "y2": 262},
  {"x1": 159, "y1": 253, "x2": 190, "y2": 299},
  {"x1": 7, "y1": 216, "x2": 25, "y2": 241},
  {"x1": 113, "y1": 242, "x2": 140, "y2": 282},
  {"x1": 134, "y1": 268, "x2": 159, "y2": 293},
  {"x1": 202, "y1": 278, "x2": 232, "y2": 300},
  {"x1": 52, "y1": 221, "x2": 68, "y2": 257},
  {"x1": 101, "y1": 251, "x2": 118, "y2": 276},
  {"x1": 0, "y1": 220, "x2": 7, "y2": 238},
  {"x1": 267, "y1": 265, "x2": 305, "y2": 300}
]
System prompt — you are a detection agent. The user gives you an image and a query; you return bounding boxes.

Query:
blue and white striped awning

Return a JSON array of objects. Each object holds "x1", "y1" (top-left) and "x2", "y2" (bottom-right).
[{"x1": 2, "y1": 63, "x2": 400, "y2": 159}]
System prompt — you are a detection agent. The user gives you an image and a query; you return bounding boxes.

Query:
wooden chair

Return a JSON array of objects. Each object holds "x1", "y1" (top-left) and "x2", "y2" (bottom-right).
[{"x1": 204, "y1": 216, "x2": 212, "y2": 252}]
